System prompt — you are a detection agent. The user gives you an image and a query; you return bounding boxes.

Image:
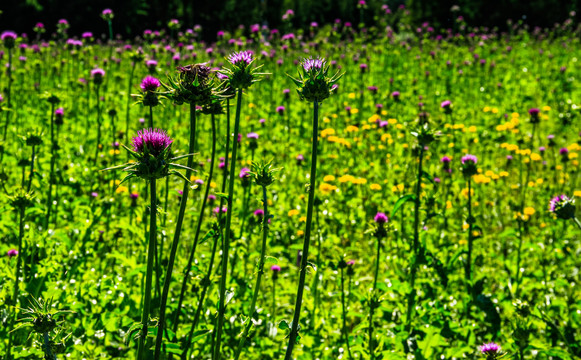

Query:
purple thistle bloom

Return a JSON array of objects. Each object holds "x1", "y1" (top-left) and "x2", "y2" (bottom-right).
[
  {"x1": 82, "y1": 32, "x2": 93, "y2": 38},
  {"x1": 461, "y1": 154, "x2": 477, "y2": 165},
  {"x1": 132, "y1": 128, "x2": 173, "y2": 156},
  {"x1": 140, "y1": 76, "x2": 161, "y2": 92},
  {"x1": 347, "y1": 260, "x2": 355, "y2": 266},
  {"x1": 559, "y1": 147, "x2": 569, "y2": 155},
  {"x1": 441, "y1": 156, "x2": 452, "y2": 163},
  {"x1": 91, "y1": 68, "x2": 105, "y2": 78},
  {"x1": 374, "y1": 212, "x2": 388, "y2": 224},
  {"x1": 102, "y1": 8, "x2": 113, "y2": 16},
  {"x1": 528, "y1": 108, "x2": 540, "y2": 115},
  {"x1": 130, "y1": 192, "x2": 139, "y2": 200},
  {"x1": 302, "y1": 57, "x2": 324, "y2": 72},
  {"x1": 254, "y1": 209, "x2": 265, "y2": 217},
  {"x1": 271, "y1": 264, "x2": 281, "y2": 272},
  {"x1": 239, "y1": 167, "x2": 250, "y2": 178},
  {"x1": 296, "y1": 154, "x2": 304, "y2": 161},
  {"x1": 208, "y1": 194, "x2": 216, "y2": 201},
  {"x1": 247, "y1": 132, "x2": 259, "y2": 139},
  {"x1": 392, "y1": 91, "x2": 400, "y2": 98},
  {"x1": 479, "y1": 342, "x2": 501, "y2": 355},
  {"x1": 7, "y1": 249, "x2": 18, "y2": 257},
  {"x1": 549, "y1": 195, "x2": 569, "y2": 212},
  {"x1": 1, "y1": 31, "x2": 17, "y2": 41},
  {"x1": 213, "y1": 206, "x2": 227, "y2": 214},
  {"x1": 146, "y1": 59, "x2": 157, "y2": 68},
  {"x1": 228, "y1": 51, "x2": 253, "y2": 67},
  {"x1": 91, "y1": 192, "x2": 99, "y2": 198},
  {"x1": 276, "y1": 105, "x2": 285, "y2": 114},
  {"x1": 55, "y1": 108, "x2": 64, "y2": 117},
  {"x1": 441, "y1": 100, "x2": 452, "y2": 108}
]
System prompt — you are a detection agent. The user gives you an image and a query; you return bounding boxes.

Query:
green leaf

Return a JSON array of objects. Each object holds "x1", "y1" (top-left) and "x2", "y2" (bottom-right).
[
  {"x1": 265, "y1": 256, "x2": 278, "y2": 265},
  {"x1": 391, "y1": 194, "x2": 416, "y2": 217},
  {"x1": 278, "y1": 320, "x2": 290, "y2": 330},
  {"x1": 191, "y1": 329, "x2": 211, "y2": 343}
]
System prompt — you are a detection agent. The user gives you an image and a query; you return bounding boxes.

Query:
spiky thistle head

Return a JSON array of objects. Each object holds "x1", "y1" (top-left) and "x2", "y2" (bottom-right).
[
  {"x1": 20, "y1": 128, "x2": 44, "y2": 147},
  {"x1": 103, "y1": 128, "x2": 195, "y2": 184},
  {"x1": 137, "y1": 76, "x2": 162, "y2": 107},
  {"x1": 248, "y1": 160, "x2": 282, "y2": 187},
  {"x1": 220, "y1": 51, "x2": 263, "y2": 90},
  {"x1": 461, "y1": 154, "x2": 478, "y2": 177},
  {"x1": 289, "y1": 57, "x2": 342, "y2": 102},
  {"x1": 1, "y1": 31, "x2": 18, "y2": 49},
  {"x1": 7, "y1": 187, "x2": 35, "y2": 211},
  {"x1": 549, "y1": 194, "x2": 575, "y2": 220},
  {"x1": 164, "y1": 63, "x2": 215, "y2": 106},
  {"x1": 101, "y1": 8, "x2": 114, "y2": 21}
]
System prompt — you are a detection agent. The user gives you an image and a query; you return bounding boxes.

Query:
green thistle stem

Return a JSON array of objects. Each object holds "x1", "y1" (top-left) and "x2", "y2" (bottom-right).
[
  {"x1": 466, "y1": 177, "x2": 473, "y2": 317},
  {"x1": 46, "y1": 103, "x2": 56, "y2": 229},
  {"x1": 137, "y1": 178, "x2": 157, "y2": 360},
  {"x1": 2, "y1": 48, "x2": 12, "y2": 144},
  {"x1": 214, "y1": 89, "x2": 243, "y2": 360},
  {"x1": 173, "y1": 111, "x2": 217, "y2": 334},
  {"x1": 284, "y1": 99, "x2": 319, "y2": 360},
  {"x1": 94, "y1": 85, "x2": 102, "y2": 166},
  {"x1": 369, "y1": 231, "x2": 382, "y2": 359},
  {"x1": 27, "y1": 145, "x2": 36, "y2": 192},
  {"x1": 405, "y1": 145, "x2": 424, "y2": 333},
  {"x1": 6, "y1": 205, "x2": 25, "y2": 360},
  {"x1": 234, "y1": 184, "x2": 270, "y2": 360},
  {"x1": 341, "y1": 266, "x2": 353, "y2": 360},
  {"x1": 153, "y1": 103, "x2": 197, "y2": 359}
]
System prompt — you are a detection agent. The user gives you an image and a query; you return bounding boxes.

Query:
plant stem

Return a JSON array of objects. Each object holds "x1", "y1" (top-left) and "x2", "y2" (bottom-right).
[
  {"x1": 125, "y1": 62, "x2": 136, "y2": 159},
  {"x1": 234, "y1": 185, "x2": 270, "y2": 360},
  {"x1": 405, "y1": 145, "x2": 424, "y2": 333},
  {"x1": 465, "y1": 177, "x2": 473, "y2": 317},
  {"x1": 284, "y1": 99, "x2": 319, "y2": 360},
  {"x1": 173, "y1": 111, "x2": 216, "y2": 333},
  {"x1": 369, "y1": 232, "x2": 382, "y2": 359},
  {"x1": 213, "y1": 89, "x2": 243, "y2": 360},
  {"x1": 46, "y1": 103, "x2": 56, "y2": 229},
  {"x1": 6, "y1": 205, "x2": 25, "y2": 360},
  {"x1": 2, "y1": 48, "x2": 12, "y2": 145},
  {"x1": 137, "y1": 178, "x2": 157, "y2": 360},
  {"x1": 153, "y1": 103, "x2": 197, "y2": 359},
  {"x1": 94, "y1": 85, "x2": 102, "y2": 166},
  {"x1": 27, "y1": 145, "x2": 36, "y2": 192},
  {"x1": 341, "y1": 267, "x2": 353, "y2": 360}
]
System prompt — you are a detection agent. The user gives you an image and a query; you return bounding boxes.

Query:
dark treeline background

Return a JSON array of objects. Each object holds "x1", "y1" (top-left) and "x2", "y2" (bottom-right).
[{"x1": 0, "y1": 0, "x2": 579, "y2": 40}]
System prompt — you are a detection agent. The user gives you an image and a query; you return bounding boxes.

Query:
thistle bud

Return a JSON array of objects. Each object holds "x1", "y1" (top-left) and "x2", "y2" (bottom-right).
[
  {"x1": 290, "y1": 57, "x2": 342, "y2": 103},
  {"x1": 249, "y1": 160, "x2": 282, "y2": 187}
]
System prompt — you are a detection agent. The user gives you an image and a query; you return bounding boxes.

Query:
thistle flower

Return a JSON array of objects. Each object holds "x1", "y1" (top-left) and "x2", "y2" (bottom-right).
[
  {"x1": 103, "y1": 128, "x2": 194, "y2": 183},
  {"x1": 220, "y1": 50, "x2": 263, "y2": 90},
  {"x1": 374, "y1": 212, "x2": 388, "y2": 224},
  {"x1": 441, "y1": 100, "x2": 453, "y2": 114},
  {"x1": 7, "y1": 249, "x2": 18, "y2": 257},
  {"x1": 138, "y1": 76, "x2": 162, "y2": 107},
  {"x1": 441, "y1": 155, "x2": 452, "y2": 173},
  {"x1": 1, "y1": 31, "x2": 18, "y2": 49},
  {"x1": 549, "y1": 195, "x2": 575, "y2": 220},
  {"x1": 91, "y1": 68, "x2": 105, "y2": 85},
  {"x1": 247, "y1": 132, "x2": 259, "y2": 150},
  {"x1": 254, "y1": 208, "x2": 265, "y2": 217},
  {"x1": 479, "y1": 342, "x2": 501, "y2": 359},
  {"x1": 461, "y1": 154, "x2": 478, "y2": 177},
  {"x1": 101, "y1": 8, "x2": 114, "y2": 21},
  {"x1": 528, "y1": 107, "x2": 540, "y2": 123},
  {"x1": 289, "y1": 57, "x2": 342, "y2": 102}
]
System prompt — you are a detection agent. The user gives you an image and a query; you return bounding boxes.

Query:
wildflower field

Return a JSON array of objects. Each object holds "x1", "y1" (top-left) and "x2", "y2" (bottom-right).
[{"x1": 0, "y1": 7, "x2": 580, "y2": 360}]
